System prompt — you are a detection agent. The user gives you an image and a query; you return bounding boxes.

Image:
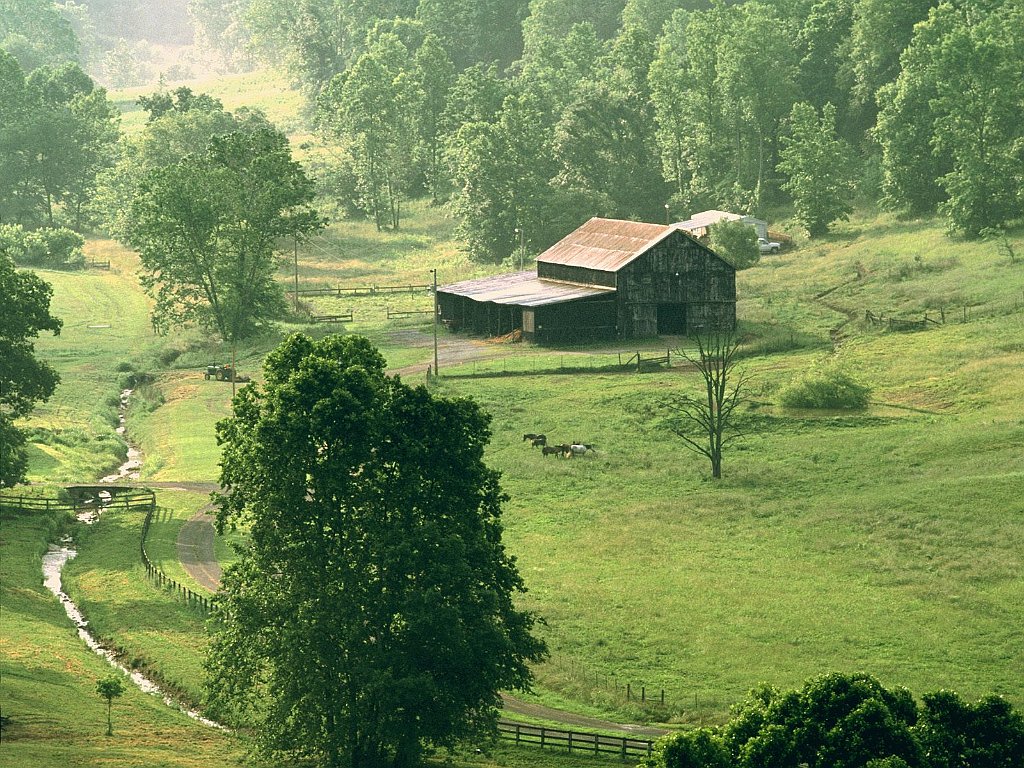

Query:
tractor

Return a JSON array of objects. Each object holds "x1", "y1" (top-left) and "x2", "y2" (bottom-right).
[{"x1": 204, "y1": 364, "x2": 249, "y2": 382}]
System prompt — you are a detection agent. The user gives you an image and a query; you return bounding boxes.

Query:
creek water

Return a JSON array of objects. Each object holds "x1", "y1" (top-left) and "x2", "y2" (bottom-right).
[{"x1": 40, "y1": 389, "x2": 222, "y2": 729}]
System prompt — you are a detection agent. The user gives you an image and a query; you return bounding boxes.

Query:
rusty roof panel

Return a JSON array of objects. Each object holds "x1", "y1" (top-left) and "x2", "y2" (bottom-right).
[
  {"x1": 535, "y1": 217, "x2": 675, "y2": 272},
  {"x1": 438, "y1": 271, "x2": 614, "y2": 307}
]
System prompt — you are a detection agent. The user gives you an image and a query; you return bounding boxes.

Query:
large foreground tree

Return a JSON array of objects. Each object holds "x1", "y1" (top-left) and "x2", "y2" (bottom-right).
[
  {"x1": 206, "y1": 334, "x2": 546, "y2": 768},
  {"x1": 122, "y1": 127, "x2": 322, "y2": 340},
  {"x1": 0, "y1": 250, "x2": 61, "y2": 486}
]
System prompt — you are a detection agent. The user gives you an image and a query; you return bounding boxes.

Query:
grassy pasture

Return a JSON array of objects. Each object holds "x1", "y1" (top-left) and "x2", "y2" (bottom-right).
[
  {"x1": 12, "y1": 82, "x2": 1024, "y2": 757},
  {"x1": 22, "y1": 239, "x2": 157, "y2": 483},
  {"x1": 110, "y1": 208, "x2": 1024, "y2": 727},
  {"x1": 110, "y1": 69, "x2": 307, "y2": 139}
]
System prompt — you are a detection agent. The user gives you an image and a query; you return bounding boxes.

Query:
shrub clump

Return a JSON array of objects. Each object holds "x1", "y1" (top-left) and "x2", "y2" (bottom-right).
[
  {"x1": 0, "y1": 224, "x2": 85, "y2": 269},
  {"x1": 779, "y1": 364, "x2": 871, "y2": 409}
]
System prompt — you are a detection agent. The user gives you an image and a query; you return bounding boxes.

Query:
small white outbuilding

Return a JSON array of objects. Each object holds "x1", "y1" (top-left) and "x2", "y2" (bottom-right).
[{"x1": 675, "y1": 209, "x2": 768, "y2": 240}]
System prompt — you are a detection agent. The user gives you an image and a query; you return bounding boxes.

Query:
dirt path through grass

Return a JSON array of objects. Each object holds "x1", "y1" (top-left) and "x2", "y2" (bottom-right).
[
  {"x1": 177, "y1": 508, "x2": 221, "y2": 592},
  {"x1": 389, "y1": 328, "x2": 504, "y2": 376}
]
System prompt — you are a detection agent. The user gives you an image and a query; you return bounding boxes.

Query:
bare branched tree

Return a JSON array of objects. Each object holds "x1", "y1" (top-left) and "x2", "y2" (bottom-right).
[{"x1": 665, "y1": 330, "x2": 749, "y2": 479}]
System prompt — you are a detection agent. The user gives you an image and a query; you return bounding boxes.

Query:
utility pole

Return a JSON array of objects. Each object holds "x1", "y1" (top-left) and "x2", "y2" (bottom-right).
[
  {"x1": 514, "y1": 227, "x2": 525, "y2": 270},
  {"x1": 664, "y1": 203, "x2": 670, "y2": 225},
  {"x1": 293, "y1": 233, "x2": 299, "y2": 312},
  {"x1": 430, "y1": 268, "x2": 439, "y2": 379}
]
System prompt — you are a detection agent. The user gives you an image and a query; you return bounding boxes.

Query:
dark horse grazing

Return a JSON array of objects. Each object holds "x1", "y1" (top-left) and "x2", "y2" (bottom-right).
[
  {"x1": 531, "y1": 435, "x2": 547, "y2": 447},
  {"x1": 541, "y1": 445, "x2": 562, "y2": 457},
  {"x1": 523, "y1": 433, "x2": 545, "y2": 442}
]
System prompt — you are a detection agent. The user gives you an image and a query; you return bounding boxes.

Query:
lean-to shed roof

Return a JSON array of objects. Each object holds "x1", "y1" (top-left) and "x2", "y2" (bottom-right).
[
  {"x1": 438, "y1": 271, "x2": 614, "y2": 307},
  {"x1": 535, "y1": 217, "x2": 677, "y2": 273}
]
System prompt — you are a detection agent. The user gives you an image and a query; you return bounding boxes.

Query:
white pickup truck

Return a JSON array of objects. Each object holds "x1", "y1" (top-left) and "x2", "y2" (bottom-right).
[{"x1": 758, "y1": 237, "x2": 781, "y2": 254}]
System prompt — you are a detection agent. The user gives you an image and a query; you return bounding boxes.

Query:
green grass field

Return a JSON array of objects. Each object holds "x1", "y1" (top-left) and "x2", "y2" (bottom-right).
[
  {"x1": 0, "y1": 507, "x2": 246, "y2": 767},
  {"x1": 91, "y1": 206, "x2": 1024, "y2": 730},
  {"x1": 6, "y1": 68, "x2": 1024, "y2": 764}
]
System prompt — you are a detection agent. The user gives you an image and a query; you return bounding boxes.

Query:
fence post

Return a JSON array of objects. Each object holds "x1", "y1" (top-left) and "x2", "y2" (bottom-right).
[
  {"x1": 568, "y1": 731, "x2": 573, "y2": 753},
  {"x1": 622, "y1": 737, "x2": 627, "y2": 761},
  {"x1": 515, "y1": 724, "x2": 521, "y2": 744},
  {"x1": 627, "y1": 683, "x2": 631, "y2": 701},
  {"x1": 642, "y1": 686, "x2": 646, "y2": 703},
  {"x1": 540, "y1": 728, "x2": 545, "y2": 749}
]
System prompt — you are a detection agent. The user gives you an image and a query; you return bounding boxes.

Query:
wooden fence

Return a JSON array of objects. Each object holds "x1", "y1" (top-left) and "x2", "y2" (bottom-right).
[
  {"x1": 310, "y1": 311, "x2": 353, "y2": 324},
  {"x1": 497, "y1": 721, "x2": 654, "y2": 761},
  {"x1": 140, "y1": 498, "x2": 215, "y2": 614},
  {"x1": 0, "y1": 488, "x2": 154, "y2": 515},
  {"x1": 0, "y1": 495, "x2": 76, "y2": 514},
  {"x1": 865, "y1": 310, "x2": 944, "y2": 332},
  {"x1": 386, "y1": 306, "x2": 434, "y2": 320},
  {"x1": 291, "y1": 283, "x2": 432, "y2": 297},
  {"x1": 85, "y1": 259, "x2": 111, "y2": 269},
  {"x1": 619, "y1": 350, "x2": 671, "y2": 372},
  {"x1": 444, "y1": 349, "x2": 676, "y2": 379}
]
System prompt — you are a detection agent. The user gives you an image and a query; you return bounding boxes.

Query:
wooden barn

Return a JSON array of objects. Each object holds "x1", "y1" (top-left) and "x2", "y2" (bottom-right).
[{"x1": 437, "y1": 218, "x2": 736, "y2": 344}]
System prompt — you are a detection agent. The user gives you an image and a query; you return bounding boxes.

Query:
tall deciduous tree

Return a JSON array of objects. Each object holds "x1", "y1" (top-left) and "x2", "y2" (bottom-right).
[
  {"x1": 0, "y1": 53, "x2": 118, "y2": 228},
  {"x1": 0, "y1": 249, "x2": 61, "y2": 487},
  {"x1": 416, "y1": 0, "x2": 528, "y2": 71},
  {"x1": 319, "y1": 33, "x2": 419, "y2": 230},
  {"x1": 122, "y1": 128, "x2": 323, "y2": 340},
  {"x1": 778, "y1": 102, "x2": 855, "y2": 237},
  {"x1": 875, "y1": 1, "x2": 1024, "y2": 236},
  {"x1": 409, "y1": 33, "x2": 454, "y2": 201},
  {"x1": 447, "y1": 88, "x2": 578, "y2": 262},
  {"x1": 206, "y1": 333, "x2": 545, "y2": 768},
  {"x1": 0, "y1": 0, "x2": 79, "y2": 72},
  {"x1": 710, "y1": 219, "x2": 759, "y2": 270}
]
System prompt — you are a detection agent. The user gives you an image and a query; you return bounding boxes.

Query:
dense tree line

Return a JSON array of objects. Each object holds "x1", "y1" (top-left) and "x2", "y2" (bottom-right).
[
  {"x1": 190, "y1": 0, "x2": 1024, "y2": 258},
  {"x1": 0, "y1": 49, "x2": 118, "y2": 229},
  {"x1": 641, "y1": 672, "x2": 1024, "y2": 768}
]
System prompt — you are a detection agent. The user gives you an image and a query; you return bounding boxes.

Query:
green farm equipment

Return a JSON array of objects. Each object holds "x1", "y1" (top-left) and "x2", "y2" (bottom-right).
[{"x1": 204, "y1": 364, "x2": 249, "y2": 383}]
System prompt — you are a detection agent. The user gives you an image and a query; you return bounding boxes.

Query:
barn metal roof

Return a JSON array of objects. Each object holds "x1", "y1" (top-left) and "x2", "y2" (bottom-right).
[
  {"x1": 535, "y1": 217, "x2": 677, "y2": 273},
  {"x1": 438, "y1": 271, "x2": 615, "y2": 307}
]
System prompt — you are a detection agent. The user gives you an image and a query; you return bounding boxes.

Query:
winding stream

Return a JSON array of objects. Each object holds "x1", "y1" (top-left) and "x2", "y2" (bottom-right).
[{"x1": 40, "y1": 389, "x2": 222, "y2": 729}]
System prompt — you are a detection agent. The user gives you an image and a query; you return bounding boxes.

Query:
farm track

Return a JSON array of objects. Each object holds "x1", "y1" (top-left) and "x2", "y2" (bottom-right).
[{"x1": 175, "y1": 507, "x2": 671, "y2": 737}]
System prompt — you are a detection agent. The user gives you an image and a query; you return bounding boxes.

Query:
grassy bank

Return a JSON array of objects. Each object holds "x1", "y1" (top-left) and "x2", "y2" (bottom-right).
[{"x1": 0, "y1": 504, "x2": 245, "y2": 767}]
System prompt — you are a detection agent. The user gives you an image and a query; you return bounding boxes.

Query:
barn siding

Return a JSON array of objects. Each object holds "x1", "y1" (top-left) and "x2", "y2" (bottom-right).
[
  {"x1": 439, "y1": 225, "x2": 735, "y2": 344},
  {"x1": 533, "y1": 297, "x2": 617, "y2": 344}
]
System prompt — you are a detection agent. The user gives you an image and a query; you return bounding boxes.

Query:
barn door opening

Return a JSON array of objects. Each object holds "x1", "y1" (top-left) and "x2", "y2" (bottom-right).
[{"x1": 657, "y1": 303, "x2": 686, "y2": 334}]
